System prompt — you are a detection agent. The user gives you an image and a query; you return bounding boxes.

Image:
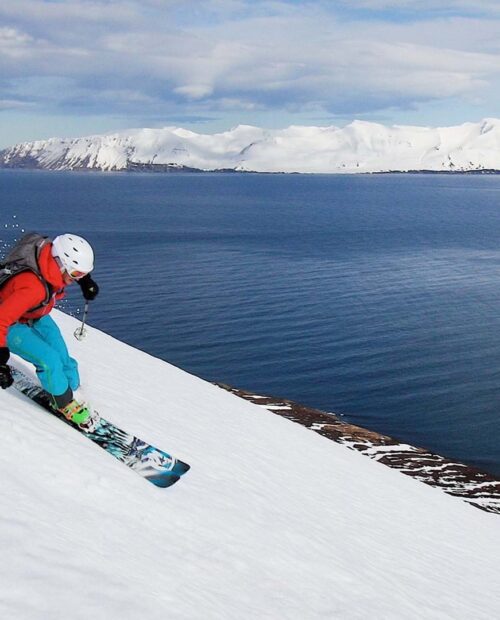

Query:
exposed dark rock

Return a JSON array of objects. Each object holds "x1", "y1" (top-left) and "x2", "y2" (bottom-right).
[{"x1": 216, "y1": 383, "x2": 500, "y2": 514}]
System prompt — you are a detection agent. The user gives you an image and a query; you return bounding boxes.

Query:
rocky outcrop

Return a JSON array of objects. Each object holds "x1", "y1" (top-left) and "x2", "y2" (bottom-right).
[{"x1": 218, "y1": 384, "x2": 500, "y2": 514}]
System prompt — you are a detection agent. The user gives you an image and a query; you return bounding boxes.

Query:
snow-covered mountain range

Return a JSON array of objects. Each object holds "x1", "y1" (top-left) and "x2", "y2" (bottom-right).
[
  {"x1": 1, "y1": 118, "x2": 499, "y2": 174},
  {"x1": 1, "y1": 310, "x2": 500, "y2": 619}
]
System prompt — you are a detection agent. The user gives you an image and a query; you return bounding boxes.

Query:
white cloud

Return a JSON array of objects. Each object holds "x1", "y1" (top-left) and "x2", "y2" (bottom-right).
[
  {"x1": 0, "y1": 27, "x2": 33, "y2": 45},
  {"x1": 0, "y1": 98, "x2": 33, "y2": 111},
  {"x1": 0, "y1": 1, "x2": 498, "y2": 125},
  {"x1": 174, "y1": 84, "x2": 214, "y2": 99},
  {"x1": 336, "y1": 0, "x2": 500, "y2": 12}
]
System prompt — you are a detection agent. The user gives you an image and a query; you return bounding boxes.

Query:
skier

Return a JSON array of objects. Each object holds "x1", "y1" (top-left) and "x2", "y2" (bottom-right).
[{"x1": 0, "y1": 233, "x2": 100, "y2": 431}]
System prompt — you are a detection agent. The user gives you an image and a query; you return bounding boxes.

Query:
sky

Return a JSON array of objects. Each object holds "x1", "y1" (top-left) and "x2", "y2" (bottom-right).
[{"x1": 0, "y1": 0, "x2": 499, "y2": 148}]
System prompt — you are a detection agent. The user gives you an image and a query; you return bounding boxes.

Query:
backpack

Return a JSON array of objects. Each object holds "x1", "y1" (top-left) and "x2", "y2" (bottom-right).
[{"x1": 0, "y1": 233, "x2": 53, "y2": 312}]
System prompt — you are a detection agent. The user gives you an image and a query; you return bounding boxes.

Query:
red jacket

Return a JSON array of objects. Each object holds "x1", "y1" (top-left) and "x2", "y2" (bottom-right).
[{"x1": 0, "y1": 243, "x2": 66, "y2": 347}]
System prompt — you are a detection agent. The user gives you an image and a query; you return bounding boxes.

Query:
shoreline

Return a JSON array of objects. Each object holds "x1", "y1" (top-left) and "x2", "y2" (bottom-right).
[{"x1": 1, "y1": 163, "x2": 499, "y2": 175}]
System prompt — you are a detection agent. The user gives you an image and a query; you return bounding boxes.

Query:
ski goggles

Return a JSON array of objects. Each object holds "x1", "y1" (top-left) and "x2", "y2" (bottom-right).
[
  {"x1": 54, "y1": 256, "x2": 88, "y2": 280},
  {"x1": 68, "y1": 269, "x2": 88, "y2": 280}
]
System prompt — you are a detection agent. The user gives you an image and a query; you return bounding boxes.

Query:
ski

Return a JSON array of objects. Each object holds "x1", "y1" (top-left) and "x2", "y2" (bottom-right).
[{"x1": 10, "y1": 367, "x2": 190, "y2": 488}]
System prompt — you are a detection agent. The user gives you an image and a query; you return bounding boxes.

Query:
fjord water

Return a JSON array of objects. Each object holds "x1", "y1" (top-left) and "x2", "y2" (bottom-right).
[{"x1": 1, "y1": 170, "x2": 500, "y2": 476}]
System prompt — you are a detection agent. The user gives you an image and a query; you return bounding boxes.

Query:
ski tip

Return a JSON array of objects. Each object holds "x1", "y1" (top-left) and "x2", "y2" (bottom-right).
[
  {"x1": 148, "y1": 460, "x2": 190, "y2": 488},
  {"x1": 175, "y1": 461, "x2": 191, "y2": 475},
  {"x1": 150, "y1": 474, "x2": 181, "y2": 488}
]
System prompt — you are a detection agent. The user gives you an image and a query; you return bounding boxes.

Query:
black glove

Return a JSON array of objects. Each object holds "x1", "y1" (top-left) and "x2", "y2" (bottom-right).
[
  {"x1": 78, "y1": 274, "x2": 99, "y2": 301},
  {"x1": 0, "y1": 347, "x2": 13, "y2": 389}
]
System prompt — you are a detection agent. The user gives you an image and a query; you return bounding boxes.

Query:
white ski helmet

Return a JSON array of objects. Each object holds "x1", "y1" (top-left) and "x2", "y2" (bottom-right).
[{"x1": 51, "y1": 234, "x2": 94, "y2": 277}]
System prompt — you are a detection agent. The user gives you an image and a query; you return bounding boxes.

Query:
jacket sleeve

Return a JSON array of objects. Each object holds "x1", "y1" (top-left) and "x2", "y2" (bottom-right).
[{"x1": 0, "y1": 276, "x2": 47, "y2": 347}]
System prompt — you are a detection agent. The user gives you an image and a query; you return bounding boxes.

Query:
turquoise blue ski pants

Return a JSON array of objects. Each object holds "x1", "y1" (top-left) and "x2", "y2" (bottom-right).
[{"x1": 7, "y1": 315, "x2": 80, "y2": 398}]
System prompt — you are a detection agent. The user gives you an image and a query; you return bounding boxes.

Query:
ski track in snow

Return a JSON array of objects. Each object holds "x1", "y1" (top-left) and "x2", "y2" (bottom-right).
[{"x1": 0, "y1": 310, "x2": 499, "y2": 620}]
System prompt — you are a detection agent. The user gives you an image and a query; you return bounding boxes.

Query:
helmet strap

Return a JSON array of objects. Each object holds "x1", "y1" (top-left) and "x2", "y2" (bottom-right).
[{"x1": 53, "y1": 255, "x2": 66, "y2": 274}]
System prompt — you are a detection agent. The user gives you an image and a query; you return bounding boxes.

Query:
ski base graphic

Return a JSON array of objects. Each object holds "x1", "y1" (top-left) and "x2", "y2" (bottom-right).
[{"x1": 10, "y1": 367, "x2": 190, "y2": 488}]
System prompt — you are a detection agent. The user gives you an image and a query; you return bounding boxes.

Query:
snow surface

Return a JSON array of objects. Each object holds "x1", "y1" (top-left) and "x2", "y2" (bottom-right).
[
  {"x1": 0, "y1": 310, "x2": 499, "y2": 620},
  {"x1": 2, "y1": 119, "x2": 500, "y2": 173}
]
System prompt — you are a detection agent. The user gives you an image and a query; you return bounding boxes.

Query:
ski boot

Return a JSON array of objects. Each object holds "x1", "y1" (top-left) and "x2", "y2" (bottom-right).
[{"x1": 58, "y1": 399, "x2": 100, "y2": 433}]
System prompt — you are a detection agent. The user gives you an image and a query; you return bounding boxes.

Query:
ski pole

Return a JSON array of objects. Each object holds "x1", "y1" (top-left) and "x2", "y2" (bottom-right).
[{"x1": 74, "y1": 300, "x2": 89, "y2": 341}]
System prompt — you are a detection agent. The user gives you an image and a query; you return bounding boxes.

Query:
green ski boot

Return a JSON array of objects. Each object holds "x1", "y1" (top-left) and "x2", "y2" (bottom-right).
[{"x1": 58, "y1": 399, "x2": 100, "y2": 433}]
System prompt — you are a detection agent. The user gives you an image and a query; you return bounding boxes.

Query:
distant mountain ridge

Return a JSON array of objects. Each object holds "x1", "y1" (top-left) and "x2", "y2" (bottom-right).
[{"x1": 1, "y1": 119, "x2": 499, "y2": 174}]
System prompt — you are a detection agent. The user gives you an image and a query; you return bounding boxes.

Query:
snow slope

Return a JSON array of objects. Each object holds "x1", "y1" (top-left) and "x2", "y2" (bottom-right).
[
  {"x1": 0, "y1": 310, "x2": 499, "y2": 620},
  {"x1": 1, "y1": 119, "x2": 499, "y2": 173}
]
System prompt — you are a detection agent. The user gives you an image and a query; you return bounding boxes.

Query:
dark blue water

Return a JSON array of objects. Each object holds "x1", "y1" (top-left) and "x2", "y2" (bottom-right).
[{"x1": 1, "y1": 170, "x2": 500, "y2": 475}]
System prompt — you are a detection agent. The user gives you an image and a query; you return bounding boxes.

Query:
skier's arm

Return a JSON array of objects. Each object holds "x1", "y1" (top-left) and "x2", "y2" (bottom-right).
[
  {"x1": 0, "y1": 278, "x2": 46, "y2": 390},
  {"x1": 0, "y1": 277, "x2": 47, "y2": 347}
]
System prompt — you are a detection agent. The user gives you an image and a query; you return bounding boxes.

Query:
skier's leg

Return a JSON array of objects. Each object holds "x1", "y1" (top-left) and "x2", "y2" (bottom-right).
[
  {"x1": 32, "y1": 315, "x2": 80, "y2": 391},
  {"x1": 8, "y1": 318, "x2": 97, "y2": 430},
  {"x1": 31, "y1": 316, "x2": 98, "y2": 431},
  {"x1": 7, "y1": 321, "x2": 73, "y2": 405}
]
